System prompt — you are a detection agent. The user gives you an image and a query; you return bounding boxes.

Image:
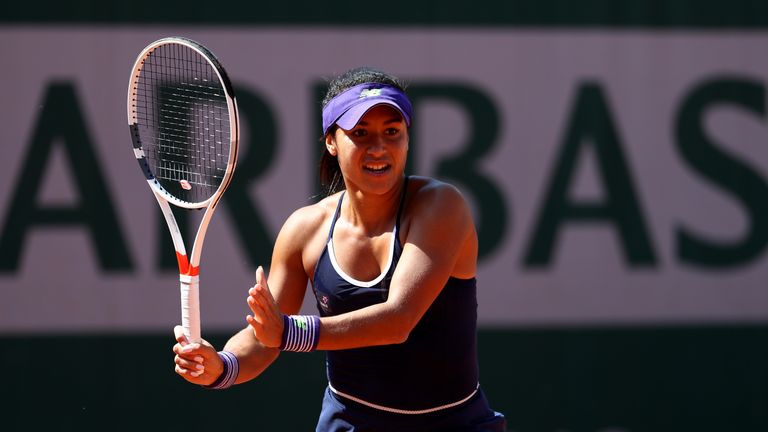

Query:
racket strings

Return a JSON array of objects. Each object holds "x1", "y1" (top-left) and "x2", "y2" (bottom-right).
[{"x1": 133, "y1": 42, "x2": 231, "y2": 203}]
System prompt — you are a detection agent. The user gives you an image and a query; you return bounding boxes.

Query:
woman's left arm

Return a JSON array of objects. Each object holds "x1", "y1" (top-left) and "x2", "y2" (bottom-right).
[
  {"x1": 248, "y1": 181, "x2": 476, "y2": 350},
  {"x1": 334, "y1": 181, "x2": 477, "y2": 345}
]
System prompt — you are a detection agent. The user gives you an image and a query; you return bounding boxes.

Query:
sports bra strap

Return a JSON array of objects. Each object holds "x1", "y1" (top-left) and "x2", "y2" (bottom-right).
[
  {"x1": 326, "y1": 176, "x2": 410, "y2": 243},
  {"x1": 326, "y1": 191, "x2": 345, "y2": 244},
  {"x1": 395, "y1": 176, "x2": 410, "y2": 231}
]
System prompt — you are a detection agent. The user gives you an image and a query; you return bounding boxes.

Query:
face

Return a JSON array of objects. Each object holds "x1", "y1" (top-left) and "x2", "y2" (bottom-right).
[{"x1": 326, "y1": 104, "x2": 409, "y2": 195}]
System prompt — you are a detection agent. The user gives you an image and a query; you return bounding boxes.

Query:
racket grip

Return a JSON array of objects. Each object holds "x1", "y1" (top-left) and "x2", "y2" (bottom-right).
[{"x1": 180, "y1": 275, "x2": 202, "y2": 343}]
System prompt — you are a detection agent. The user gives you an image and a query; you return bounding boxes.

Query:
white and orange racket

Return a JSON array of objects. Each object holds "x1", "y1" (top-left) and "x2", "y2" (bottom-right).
[{"x1": 127, "y1": 37, "x2": 239, "y2": 343}]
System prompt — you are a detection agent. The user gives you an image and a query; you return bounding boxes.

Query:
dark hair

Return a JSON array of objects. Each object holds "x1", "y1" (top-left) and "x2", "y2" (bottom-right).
[{"x1": 319, "y1": 67, "x2": 408, "y2": 196}]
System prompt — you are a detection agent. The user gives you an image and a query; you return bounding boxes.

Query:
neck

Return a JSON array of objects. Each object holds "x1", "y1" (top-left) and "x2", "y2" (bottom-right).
[{"x1": 341, "y1": 177, "x2": 405, "y2": 235}]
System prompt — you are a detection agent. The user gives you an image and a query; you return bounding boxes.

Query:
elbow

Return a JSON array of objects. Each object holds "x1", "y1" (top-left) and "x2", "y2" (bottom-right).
[
  {"x1": 384, "y1": 314, "x2": 417, "y2": 345},
  {"x1": 387, "y1": 329, "x2": 409, "y2": 345},
  {"x1": 372, "y1": 301, "x2": 420, "y2": 345}
]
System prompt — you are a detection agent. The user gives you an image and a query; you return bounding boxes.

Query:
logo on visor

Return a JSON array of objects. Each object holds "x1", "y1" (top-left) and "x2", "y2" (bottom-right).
[{"x1": 359, "y1": 88, "x2": 383, "y2": 98}]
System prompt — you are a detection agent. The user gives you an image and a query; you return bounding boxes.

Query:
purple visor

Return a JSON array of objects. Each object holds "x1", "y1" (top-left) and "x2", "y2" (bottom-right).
[{"x1": 322, "y1": 83, "x2": 413, "y2": 135}]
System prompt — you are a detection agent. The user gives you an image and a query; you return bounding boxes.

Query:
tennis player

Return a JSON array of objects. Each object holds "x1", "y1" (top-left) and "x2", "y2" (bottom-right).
[{"x1": 173, "y1": 67, "x2": 507, "y2": 431}]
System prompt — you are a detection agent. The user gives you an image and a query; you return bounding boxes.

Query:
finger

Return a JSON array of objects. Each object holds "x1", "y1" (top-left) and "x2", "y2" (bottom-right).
[
  {"x1": 255, "y1": 266, "x2": 265, "y2": 286},
  {"x1": 249, "y1": 284, "x2": 270, "y2": 306},
  {"x1": 246, "y1": 314, "x2": 267, "y2": 341},
  {"x1": 246, "y1": 311, "x2": 276, "y2": 335},
  {"x1": 175, "y1": 363, "x2": 203, "y2": 378},
  {"x1": 248, "y1": 291, "x2": 278, "y2": 326},
  {"x1": 246, "y1": 314, "x2": 261, "y2": 330},
  {"x1": 176, "y1": 353, "x2": 205, "y2": 364},
  {"x1": 175, "y1": 364, "x2": 187, "y2": 376},
  {"x1": 175, "y1": 341, "x2": 202, "y2": 360},
  {"x1": 175, "y1": 354, "x2": 206, "y2": 373},
  {"x1": 181, "y1": 342, "x2": 199, "y2": 353},
  {"x1": 174, "y1": 325, "x2": 189, "y2": 345},
  {"x1": 255, "y1": 266, "x2": 277, "y2": 303},
  {"x1": 246, "y1": 292, "x2": 267, "y2": 321},
  {"x1": 251, "y1": 282, "x2": 277, "y2": 312},
  {"x1": 247, "y1": 286, "x2": 271, "y2": 318}
]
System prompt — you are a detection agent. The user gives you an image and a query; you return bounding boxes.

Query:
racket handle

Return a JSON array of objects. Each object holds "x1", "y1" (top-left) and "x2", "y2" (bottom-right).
[{"x1": 180, "y1": 275, "x2": 202, "y2": 343}]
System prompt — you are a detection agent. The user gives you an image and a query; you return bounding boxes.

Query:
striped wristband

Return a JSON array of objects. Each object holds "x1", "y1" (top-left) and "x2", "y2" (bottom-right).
[
  {"x1": 280, "y1": 315, "x2": 321, "y2": 352},
  {"x1": 204, "y1": 351, "x2": 239, "y2": 390}
]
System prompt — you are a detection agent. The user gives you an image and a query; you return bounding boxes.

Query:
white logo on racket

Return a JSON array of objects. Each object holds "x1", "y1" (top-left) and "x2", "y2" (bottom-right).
[{"x1": 179, "y1": 179, "x2": 192, "y2": 190}]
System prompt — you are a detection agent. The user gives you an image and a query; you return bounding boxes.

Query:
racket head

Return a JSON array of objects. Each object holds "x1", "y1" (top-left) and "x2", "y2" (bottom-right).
[{"x1": 127, "y1": 37, "x2": 239, "y2": 209}]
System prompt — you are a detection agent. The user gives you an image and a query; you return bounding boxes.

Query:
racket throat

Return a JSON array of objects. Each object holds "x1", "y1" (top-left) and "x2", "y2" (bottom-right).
[{"x1": 176, "y1": 251, "x2": 200, "y2": 276}]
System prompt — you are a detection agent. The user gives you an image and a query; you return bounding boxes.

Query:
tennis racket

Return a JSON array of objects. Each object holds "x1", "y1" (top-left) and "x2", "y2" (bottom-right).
[{"x1": 127, "y1": 37, "x2": 239, "y2": 343}]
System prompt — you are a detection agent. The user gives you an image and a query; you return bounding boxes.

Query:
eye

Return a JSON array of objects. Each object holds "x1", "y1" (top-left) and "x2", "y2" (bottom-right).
[
  {"x1": 385, "y1": 127, "x2": 400, "y2": 136},
  {"x1": 352, "y1": 128, "x2": 368, "y2": 137}
]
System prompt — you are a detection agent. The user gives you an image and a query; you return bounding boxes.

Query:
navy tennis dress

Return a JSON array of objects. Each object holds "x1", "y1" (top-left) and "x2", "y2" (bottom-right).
[{"x1": 311, "y1": 178, "x2": 506, "y2": 432}]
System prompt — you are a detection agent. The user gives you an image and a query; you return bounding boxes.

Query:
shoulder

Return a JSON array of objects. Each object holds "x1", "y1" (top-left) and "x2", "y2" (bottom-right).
[
  {"x1": 402, "y1": 176, "x2": 475, "y2": 237},
  {"x1": 270, "y1": 193, "x2": 344, "y2": 279},
  {"x1": 276, "y1": 193, "x2": 341, "y2": 246},
  {"x1": 400, "y1": 176, "x2": 478, "y2": 277},
  {"x1": 406, "y1": 176, "x2": 471, "y2": 216}
]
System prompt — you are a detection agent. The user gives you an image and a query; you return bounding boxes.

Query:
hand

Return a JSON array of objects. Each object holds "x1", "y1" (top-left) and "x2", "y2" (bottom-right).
[
  {"x1": 246, "y1": 266, "x2": 284, "y2": 348},
  {"x1": 172, "y1": 326, "x2": 223, "y2": 386}
]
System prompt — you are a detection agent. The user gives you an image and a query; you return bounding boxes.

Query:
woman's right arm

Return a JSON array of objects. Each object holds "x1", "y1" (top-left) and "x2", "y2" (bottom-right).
[
  {"x1": 174, "y1": 203, "x2": 325, "y2": 386},
  {"x1": 172, "y1": 301, "x2": 282, "y2": 386},
  {"x1": 222, "y1": 204, "x2": 327, "y2": 384},
  {"x1": 222, "y1": 326, "x2": 279, "y2": 384}
]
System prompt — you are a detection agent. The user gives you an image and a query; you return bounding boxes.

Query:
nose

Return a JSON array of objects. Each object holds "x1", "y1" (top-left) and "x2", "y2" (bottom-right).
[{"x1": 366, "y1": 135, "x2": 387, "y2": 156}]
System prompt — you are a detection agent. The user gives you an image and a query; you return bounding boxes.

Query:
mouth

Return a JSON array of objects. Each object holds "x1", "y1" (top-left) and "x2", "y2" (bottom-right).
[{"x1": 363, "y1": 162, "x2": 391, "y2": 174}]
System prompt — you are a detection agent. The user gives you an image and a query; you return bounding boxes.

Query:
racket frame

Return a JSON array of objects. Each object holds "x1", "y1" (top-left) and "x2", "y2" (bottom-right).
[{"x1": 127, "y1": 37, "x2": 239, "y2": 343}]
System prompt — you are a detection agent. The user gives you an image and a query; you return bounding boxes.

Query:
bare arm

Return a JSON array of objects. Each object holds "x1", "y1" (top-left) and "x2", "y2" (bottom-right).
[
  {"x1": 318, "y1": 181, "x2": 476, "y2": 349},
  {"x1": 248, "y1": 180, "x2": 476, "y2": 350},
  {"x1": 231, "y1": 206, "x2": 322, "y2": 381},
  {"x1": 174, "y1": 205, "x2": 320, "y2": 385}
]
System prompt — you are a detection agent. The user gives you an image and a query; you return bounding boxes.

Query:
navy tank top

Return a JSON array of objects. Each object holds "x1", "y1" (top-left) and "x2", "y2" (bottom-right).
[{"x1": 311, "y1": 177, "x2": 480, "y2": 413}]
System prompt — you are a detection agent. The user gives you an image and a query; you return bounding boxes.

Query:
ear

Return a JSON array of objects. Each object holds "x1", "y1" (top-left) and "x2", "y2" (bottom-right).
[{"x1": 325, "y1": 134, "x2": 338, "y2": 156}]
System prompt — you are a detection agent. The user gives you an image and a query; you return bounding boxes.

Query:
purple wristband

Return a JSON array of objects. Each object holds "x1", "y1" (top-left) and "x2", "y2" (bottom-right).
[
  {"x1": 279, "y1": 315, "x2": 321, "y2": 352},
  {"x1": 203, "y1": 351, "x2": 239, "y2": 390}
]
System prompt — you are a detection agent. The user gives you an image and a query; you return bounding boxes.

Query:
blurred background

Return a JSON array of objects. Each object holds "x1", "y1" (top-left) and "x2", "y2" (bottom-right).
[{"x1": 1, "y1": 1, "x2": 767, "y2": 431}]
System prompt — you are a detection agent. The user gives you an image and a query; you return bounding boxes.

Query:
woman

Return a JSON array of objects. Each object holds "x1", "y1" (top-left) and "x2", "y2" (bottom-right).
[{"x1": 173, "y1": 67, "x2": 506, "y2": 431}]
